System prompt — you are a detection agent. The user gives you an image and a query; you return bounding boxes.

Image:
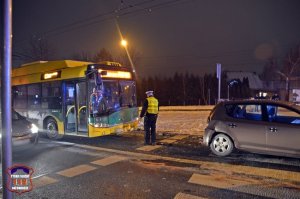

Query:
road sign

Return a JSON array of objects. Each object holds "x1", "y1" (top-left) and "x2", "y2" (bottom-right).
[{"x1": 217, "y1": 63, "x2": 221, "y2": 79}]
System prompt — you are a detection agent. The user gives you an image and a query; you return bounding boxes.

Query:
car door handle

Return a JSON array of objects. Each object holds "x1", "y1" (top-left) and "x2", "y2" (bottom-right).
[
  {"x1": 269, "y1": 127, "x2": 278, "y2": 132},
  {"x1": 228, "y1": 123, "x2": 237, "y2": 128}
]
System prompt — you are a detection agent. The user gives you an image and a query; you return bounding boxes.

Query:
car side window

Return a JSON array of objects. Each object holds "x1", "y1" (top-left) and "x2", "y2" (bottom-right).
[
  {"x1": 226, "y1": 104, "x2": 262, "y2": 121},
  {"x1": 267, "y1": 105, "x2": 300, "y2": 125},
  {"x1": 12, "y1": 111, "x2": 20, "y2": 120}
]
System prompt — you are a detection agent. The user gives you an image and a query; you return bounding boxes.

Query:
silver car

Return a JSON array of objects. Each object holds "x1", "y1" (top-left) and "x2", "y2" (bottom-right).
[
  {"x1": 203, "y1": 100, "x2": 300, "y2": 158},
  {"x1": 0, "y1": 110, "x2": 39, "y2": 146}
]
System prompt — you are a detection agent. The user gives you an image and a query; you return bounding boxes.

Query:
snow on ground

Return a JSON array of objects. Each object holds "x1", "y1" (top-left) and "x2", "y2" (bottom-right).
[{"x1": 138, "y1": 110, "x2": 210, "y2": 136}]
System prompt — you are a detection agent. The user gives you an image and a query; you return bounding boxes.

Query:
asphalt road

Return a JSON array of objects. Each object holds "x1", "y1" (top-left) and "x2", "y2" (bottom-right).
[{"x1": 3, "y1": 131, "x2": 299, "y2": 199}]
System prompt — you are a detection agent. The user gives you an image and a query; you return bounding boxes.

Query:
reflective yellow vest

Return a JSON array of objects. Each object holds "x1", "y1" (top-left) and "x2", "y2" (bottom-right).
[{"x1": 146, "y1": 96, "x2": 159, "y2": 114}]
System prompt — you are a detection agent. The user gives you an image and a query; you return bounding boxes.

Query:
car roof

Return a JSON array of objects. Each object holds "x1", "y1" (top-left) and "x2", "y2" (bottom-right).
[{"x1": 220, "y1": 99, "x2": 300, "y2": 111}]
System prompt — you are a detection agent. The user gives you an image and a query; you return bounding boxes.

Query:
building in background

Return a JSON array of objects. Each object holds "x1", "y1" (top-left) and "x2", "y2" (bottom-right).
[{"x1": 226, "y1": 71, "x2": 300, "y2": 103}]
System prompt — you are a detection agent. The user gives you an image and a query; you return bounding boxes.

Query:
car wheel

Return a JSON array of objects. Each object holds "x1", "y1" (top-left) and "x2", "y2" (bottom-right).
[
  {"x1": 46, "y1": 118, "x2": 60, "y2": 139},
  {"x1": 210, "y1": 133, "x2": 234, "y2": 156}
]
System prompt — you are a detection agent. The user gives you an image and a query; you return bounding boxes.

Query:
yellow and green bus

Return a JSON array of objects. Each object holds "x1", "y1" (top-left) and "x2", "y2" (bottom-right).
[{"x1": 12, "y1": 60, "x2": 139, "y2": 138}]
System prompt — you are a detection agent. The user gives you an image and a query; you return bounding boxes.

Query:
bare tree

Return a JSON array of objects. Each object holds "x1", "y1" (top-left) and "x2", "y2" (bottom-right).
[
  {"x1": 261, "y1": 57, "x2": 280, "y2": 81},
  {"x1": 117, "y1": 47, "x2": 141, "y2": 69},
  {"x1": 92, "y1": 48, "x2": 113, "y2": 63},
  {"x1": 279, "y1": 45, "x2": 300, "y2": 101},
  {"x1": 71, "y1": 51, "x2": 92, "y2": 62},
  {"x1": 13, "y1": 36, "x2": 56, "y2": 62},
  {"x1": 283, "y1": 45, "x2": 300, "y2": 76},
  {"x1": 199, "y1": 76, "x2": 208, "y2": 105}
]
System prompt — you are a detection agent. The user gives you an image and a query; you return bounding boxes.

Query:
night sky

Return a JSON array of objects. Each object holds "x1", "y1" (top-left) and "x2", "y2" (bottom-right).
[{"x1": 8, "y1": 0, "x2": 300, "y2": 77}]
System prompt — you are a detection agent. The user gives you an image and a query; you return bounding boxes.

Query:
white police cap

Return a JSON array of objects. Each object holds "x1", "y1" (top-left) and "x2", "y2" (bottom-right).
[{"x1": 145, "y1": 90, "x2": 154, "y2": 95}]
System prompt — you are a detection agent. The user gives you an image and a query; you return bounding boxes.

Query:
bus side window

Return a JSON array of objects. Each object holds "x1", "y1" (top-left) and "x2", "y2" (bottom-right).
[
  {"x1": 42, "y1": 82, "x2": 62, "y2": 109},
  {"x1": 13, "y1": 85, "x2": 28, "y2": 109},
  {"x1": 28, "y1": 84, "x2": 41, "y2": 109}
]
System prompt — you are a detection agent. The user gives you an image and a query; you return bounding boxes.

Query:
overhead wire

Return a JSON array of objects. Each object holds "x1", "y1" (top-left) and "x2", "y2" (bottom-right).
[
  {"x1": 13, "y1": 0, "x2": 295, "y2": 72},
  {"x1": 14, "y1": 0, "x2": 190, "y2": 46}
]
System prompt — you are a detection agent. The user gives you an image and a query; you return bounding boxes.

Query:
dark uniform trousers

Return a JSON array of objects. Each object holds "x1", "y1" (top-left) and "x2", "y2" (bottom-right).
[{"x1": 144, "y1": 114, "x2": 158, "y2": 144}]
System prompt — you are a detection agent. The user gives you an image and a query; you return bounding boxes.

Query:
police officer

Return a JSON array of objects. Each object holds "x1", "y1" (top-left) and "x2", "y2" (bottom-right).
[{"x1": 140, "y1": 90, "x2": 159, "y2": 145}]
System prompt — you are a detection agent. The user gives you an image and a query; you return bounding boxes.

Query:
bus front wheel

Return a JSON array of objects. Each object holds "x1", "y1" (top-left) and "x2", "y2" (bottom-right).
[{"x1": 45, "y1": 118, "x2": 60, "y2": 139}]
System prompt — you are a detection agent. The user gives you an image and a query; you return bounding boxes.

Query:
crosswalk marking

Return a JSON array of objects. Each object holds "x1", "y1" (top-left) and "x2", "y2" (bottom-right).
[
  {"x1": 174, "y1": 192, "x2": 207, "y2": 199},
  {"x1": 188, "y1": 173, "x2": 254, "y2": 189},
  {"x1": 57, "y1": 164, "x2": 96, "y2": 177},
  {"x1": 199, "y1": 162, "x2": 300, "y2": 183},
  {"x1": 91, "y1": 155, "x2": 127, "y2": 166},
  {"x1": 136, "y1": 145, "x2": 162, "y2": 151},
  {"x1": 160, "y1": 135, "x2": 189, "y2": 144},
  {"x1": 54, "y1": 141, "x2": 300, "y2": 184},
  {"x1": 159, "y1": 139, "x2": 178, "y2": 144},
  {"x1": 33, "y1": 176, "x2": 58, "y2": 188},
  {"x1": 169, "y1": 135, "x2": 189, "y2": 140}
]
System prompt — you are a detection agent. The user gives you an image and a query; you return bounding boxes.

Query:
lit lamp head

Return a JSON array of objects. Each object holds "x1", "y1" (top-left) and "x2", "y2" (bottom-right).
[{"x1": 121, "y1": 39, "x2": 127, "y2": 47}]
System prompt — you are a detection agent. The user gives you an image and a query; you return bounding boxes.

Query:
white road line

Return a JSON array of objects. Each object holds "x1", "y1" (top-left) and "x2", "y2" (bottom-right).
[
  {"x1": 159, "y1": 139, "x2": 178, "y2": 144},
  {"x1": 160, "y1": 135, "x2": 189, "y2": 144},
  {"x1": 91, "y1": 155, "x2": 128, "y2": 166},
  {"x1": 169, "y1": 135, "x2": 189, "y2": 140},
  {"x1": 33, "y1": 176, "x2": 58, "y2": 188},
  {"x1": 188, "y1": 174, "x2": 300, "y2": 199},
  {"x1": 198, "y1": 162, "x2": 300, "y2": 182},
  {"x1": 188, "y1": 173, "x2": 254, "y2": 189},
  {"x1": 32, "y1": 173, "x2": 49, "y2": 179},
  {"x1": 136, "y1": 145, "x2": 162, "y2": 151},
  {"x1": 64, "y1": 147, "x2": 107, "y2": 157},
  {"x1": 174, "y1": 192, "x2": 207, "y2": 199},
  {"x1": 57, "y1": 164, "x2": 96, "y2": 177}
]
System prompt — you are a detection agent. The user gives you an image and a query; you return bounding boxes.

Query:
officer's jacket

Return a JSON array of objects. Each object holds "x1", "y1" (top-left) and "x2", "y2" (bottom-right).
[{"x1": 140, "y1": 96, "x2": 159, "y2": 117}]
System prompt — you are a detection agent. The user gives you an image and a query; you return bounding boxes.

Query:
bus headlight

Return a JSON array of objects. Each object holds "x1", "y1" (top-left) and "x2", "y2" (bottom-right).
[{"x1": 31, "y1": 124, "x2": 39, "y2": 134}]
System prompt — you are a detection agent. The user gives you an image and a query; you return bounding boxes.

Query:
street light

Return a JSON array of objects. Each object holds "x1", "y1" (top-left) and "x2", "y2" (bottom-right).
[
  {"x1": 119, "y1": 38, "x2": 136, "y2": 73},
  {"x1": 121, "y1": 39, "x2": 127, "y2": 47},
  {"x1": 115, "y1": 19, "x2": 137, "y2": 74}
]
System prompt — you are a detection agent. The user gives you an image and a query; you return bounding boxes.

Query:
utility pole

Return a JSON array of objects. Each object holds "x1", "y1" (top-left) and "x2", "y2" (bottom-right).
[
  {"x1": 2, "y1": 0, "x2": 13, "y2": 198},
  {"x1": 217, "y1": 63, "x2": 221, "y2": 102},
  {"x1": 227, "y1": 85, "x2": 229, "y2": 100}
]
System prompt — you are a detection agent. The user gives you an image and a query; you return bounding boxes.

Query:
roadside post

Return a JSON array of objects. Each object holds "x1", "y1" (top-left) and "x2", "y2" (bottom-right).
[
  {"x1": 216, "y1": 63, "x2": 221, "y2": 102},
  {"x1": 1, "y1": 0, "x2": 13, "y2": 198}
]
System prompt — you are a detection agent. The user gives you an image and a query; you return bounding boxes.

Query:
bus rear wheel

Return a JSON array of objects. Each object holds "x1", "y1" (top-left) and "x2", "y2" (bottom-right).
[{"x1": 45, "y1": 118, "x2": 61, "y2": 139}]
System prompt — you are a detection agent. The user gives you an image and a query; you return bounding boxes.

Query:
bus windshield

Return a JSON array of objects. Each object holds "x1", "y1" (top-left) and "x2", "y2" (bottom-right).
[
  {"x1": 119, "y1": 81, "x2": 136, "y2": 108},
  {"x1": 88, "y1": 77, "x2": 136, "y2": 116}
]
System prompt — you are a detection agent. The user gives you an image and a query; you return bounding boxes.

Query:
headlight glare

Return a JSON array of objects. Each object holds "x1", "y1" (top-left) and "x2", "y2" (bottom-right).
[{"x1": 31, "y1": 124, "x2": 39, "y2": 134}]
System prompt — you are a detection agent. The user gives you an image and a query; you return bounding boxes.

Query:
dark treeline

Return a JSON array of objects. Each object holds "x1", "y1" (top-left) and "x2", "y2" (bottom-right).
[{"x1": 136, "y1": 72, "x2": 251, "y2": 106}]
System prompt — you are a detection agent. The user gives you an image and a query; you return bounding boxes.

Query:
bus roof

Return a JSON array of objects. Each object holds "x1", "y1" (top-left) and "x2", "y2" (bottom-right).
[{"x1": 12, "y1": 60, "x2": 92, "y2": 77}]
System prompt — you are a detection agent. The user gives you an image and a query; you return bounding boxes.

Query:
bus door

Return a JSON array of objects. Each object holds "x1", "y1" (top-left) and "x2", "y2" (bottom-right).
[
  {"x1": 64, "y1": 81, "x2": 87, "y2": 135},
  {"x1": 76, "y1": 81, "x2": 88, "y2": 133}
]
